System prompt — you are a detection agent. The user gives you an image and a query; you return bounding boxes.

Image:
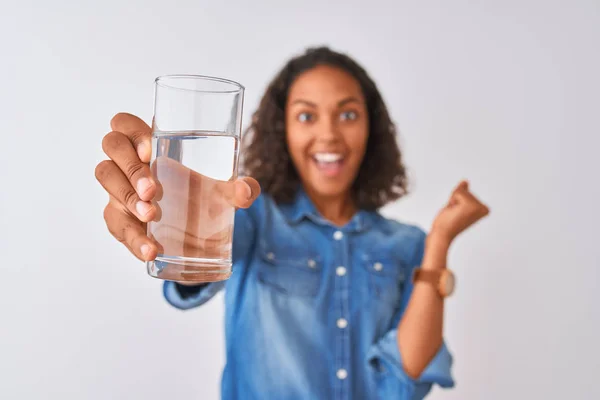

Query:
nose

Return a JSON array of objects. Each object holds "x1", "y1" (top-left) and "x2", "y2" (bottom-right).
[{"x1": 316, "y1": 115, "x2": 341, "y2": 144}]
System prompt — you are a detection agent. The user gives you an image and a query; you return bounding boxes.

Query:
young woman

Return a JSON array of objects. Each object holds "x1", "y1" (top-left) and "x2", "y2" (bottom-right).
[{"x1": 95, "y1": 47, "x2": 489, "y2": 399}]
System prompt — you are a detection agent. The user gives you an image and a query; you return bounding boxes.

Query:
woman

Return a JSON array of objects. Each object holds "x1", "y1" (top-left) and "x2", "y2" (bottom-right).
[{"x1": 96, "y1": 47, "x2": 489, "y2": 399}]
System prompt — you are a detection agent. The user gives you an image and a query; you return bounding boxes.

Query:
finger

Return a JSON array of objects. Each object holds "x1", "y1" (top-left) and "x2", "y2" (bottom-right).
[
  {"x1": 102, "y1": 131, "x2": 156, "y2": 201},
  {"x1": 456, "y1": 186, "x2": 491, "y2": 217},
  {"x1": 447, "y1": 196, "x2": 459, "y2": 207},
  {"x1": 480, "y1": 204, "x2": 491, "y2": 217},
  {"x1": 110, "y1": 113, "x2": 153, "y2": 163},
  {"x1": 151, "y1": 155, "x2": 261, "y2": 209},
  {"x1": 235, "y1": 177, "x2": 261, "y2": 209},
  {"x1": 95, "y1": 160, "x2": 156, "y2": 222},
  {"x1": 446, "y1": 180, "x2": 469, "y2": 207},
  {"x1": 453, "y1": 190, "x2": 478, "y2": 208},
  {"x1": 103, "y1": 203, "x2": 158, "y2": 261},
  {"x1": 214, "y1": 177, "x2": 261, "y2": 209},
  {"x1": 150, "y1": 198, "x2": 163, "y2": 222},
  {"x1": 151, "y1": 223, "x2": 232, "y2": 257},
  {"x1": 475, "y1": 199, "x2": 491, "y2": 217},
  {"x1": 149, "y1": 158, "x2": 165, "y2": 201},
  {"x1": 453, "y1": 190, "x2": 490, "y2": 221}
]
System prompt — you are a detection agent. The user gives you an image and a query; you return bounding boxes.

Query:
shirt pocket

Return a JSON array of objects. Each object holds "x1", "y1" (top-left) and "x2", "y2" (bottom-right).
[
  {"x1": 256, "y1": 242, "x2": 322, "y2": 298},
  {"x1": 360, "y1": 254, "x2": 407, "y2": 307}
]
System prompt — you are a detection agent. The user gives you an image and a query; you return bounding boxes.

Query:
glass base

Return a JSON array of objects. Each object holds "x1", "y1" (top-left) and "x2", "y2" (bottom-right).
[{"x1": 147, "y1": 255, "x2": 232, "y2": 283}]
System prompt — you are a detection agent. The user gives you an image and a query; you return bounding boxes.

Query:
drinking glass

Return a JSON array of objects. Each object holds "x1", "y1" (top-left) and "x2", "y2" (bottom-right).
[{"x1": 146, "y1": 74, "x2": 244, "y2": 283}]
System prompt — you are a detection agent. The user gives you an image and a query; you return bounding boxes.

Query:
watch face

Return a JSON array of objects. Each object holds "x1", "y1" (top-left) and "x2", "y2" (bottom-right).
[{"x1": 443, "y1": 271, "x2": 455, "y2": 296}]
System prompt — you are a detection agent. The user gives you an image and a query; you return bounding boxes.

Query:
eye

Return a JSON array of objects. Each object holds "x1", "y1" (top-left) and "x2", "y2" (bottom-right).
[
  {"x1": 297, "y1": 112, "x2": 315, "y2": 123},
  {"x1": 340, "y1": 110, "x2": 358, "y2": 121}
]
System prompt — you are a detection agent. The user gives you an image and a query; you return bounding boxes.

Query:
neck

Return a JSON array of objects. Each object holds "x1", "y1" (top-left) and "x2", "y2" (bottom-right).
[{"x1": 305, "y1": 189, "x2": 357, "y2": 226}]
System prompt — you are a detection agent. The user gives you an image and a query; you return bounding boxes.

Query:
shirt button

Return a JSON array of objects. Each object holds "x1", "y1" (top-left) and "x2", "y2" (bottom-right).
[
  {"x1": 374, "y1": 262, "x2": 383, "y2": 272},
  {"x1": 336, "y1": 368, "x2": 348, "y2": 380},
  {"x1": 307, "y1": 259, "x2": 316, "y2": 268},
  {"x1": 266, "y1": 252, "x2": 275, "y2": 260},
  {"x1": 333, "y1": 230, "x2": 344, "y2": 240},
  {"x1": 337, "y1": 318, "x2": 348, "y2": 329},
  {"x1": 336, "y1": 266, "x2": 347, "y2": 276}
]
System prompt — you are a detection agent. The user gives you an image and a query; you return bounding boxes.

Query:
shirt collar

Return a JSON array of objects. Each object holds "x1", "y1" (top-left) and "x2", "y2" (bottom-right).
[{"x1": 280, "y1": 187, "x2": 373, "y2": 232}]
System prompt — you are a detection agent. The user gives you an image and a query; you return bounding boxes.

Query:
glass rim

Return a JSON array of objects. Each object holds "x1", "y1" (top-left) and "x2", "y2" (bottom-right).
[{"x1": 155, "y1": 74, "x2": 245, "y2": 93}]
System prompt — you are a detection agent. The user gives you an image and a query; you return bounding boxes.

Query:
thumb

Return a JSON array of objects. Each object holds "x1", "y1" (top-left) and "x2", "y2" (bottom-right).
[
  {"x1": 453, "y1": 180, "x2": 469, "y2": 194},
  {"x1": 214, "y1": 177, "x2": 261, "y2": 209},
  {"x1": 448, "y1": 180, "x2": 469, "y2": 205},
  {"x1": 446, "y1": 180, "x2": 467, "y2": 206}
]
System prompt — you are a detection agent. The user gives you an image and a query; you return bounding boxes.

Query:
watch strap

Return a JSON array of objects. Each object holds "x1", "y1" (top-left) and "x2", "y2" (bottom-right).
[{"x1": 412, "y1": 268, "x2": 442, "y2": 287}]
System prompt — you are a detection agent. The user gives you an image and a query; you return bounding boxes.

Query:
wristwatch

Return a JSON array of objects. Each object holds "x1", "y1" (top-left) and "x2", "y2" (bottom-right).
[{"x1": 412, "y1": 268, "x2": 455, "y2": 298}]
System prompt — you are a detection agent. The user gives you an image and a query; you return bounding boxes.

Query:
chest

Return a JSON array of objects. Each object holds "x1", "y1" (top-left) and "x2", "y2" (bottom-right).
[{"x1": 249, "y1": 217, "x2": 416, "y2": 310}]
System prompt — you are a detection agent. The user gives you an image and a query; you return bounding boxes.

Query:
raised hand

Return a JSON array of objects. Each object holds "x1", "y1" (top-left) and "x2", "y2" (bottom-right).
[{"x1": 430, "y1": 180, "x2": 490, "y2": 244}]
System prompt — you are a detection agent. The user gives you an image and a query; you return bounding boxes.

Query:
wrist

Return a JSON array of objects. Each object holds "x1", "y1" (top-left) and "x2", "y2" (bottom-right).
[
  {"x1": 427, "y1": 229, "x2": 453, "y2": 247},
  {"x1": 421, "y1": 234, "x2": 451, "y2": 270},
  {"x1": 426, "y1": 233, "x2": 451, "y2": 253}
]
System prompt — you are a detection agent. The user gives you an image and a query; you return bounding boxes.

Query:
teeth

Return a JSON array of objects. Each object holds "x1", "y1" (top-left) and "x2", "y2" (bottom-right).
[{"x1": 313, "y1": 153, "x2": 343, "y2": 163}]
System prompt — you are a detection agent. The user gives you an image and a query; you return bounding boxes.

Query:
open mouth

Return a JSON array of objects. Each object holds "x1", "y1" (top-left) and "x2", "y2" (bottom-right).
[{"x1": 311, "y1": 152, "x2": 345, "y2": 177}]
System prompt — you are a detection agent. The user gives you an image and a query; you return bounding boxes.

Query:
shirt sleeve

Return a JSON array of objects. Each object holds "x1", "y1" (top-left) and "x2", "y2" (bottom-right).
[
  {"x1": 366, "y1": 226, "x2": 455, "y2": 399},
  {"x1": 366, "y1": 331, "x2": 454, "y2": 399},
  {"x1": 162, "y1": 204, "x2": 258, "y2": 311},
  {"x1": 163, "y1": 280, "x2": 226, "y2": 310}
]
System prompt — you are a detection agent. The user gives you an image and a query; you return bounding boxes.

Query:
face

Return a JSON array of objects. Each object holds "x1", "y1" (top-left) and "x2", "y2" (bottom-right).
[{"x1": 286, "y1": 65, "x2": 369, "y2": 201}]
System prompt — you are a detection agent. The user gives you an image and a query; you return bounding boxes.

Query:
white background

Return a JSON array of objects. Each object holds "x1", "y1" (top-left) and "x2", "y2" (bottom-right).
[{"x1": 1, "y1": 1, "x2": 598, "y2": 399}]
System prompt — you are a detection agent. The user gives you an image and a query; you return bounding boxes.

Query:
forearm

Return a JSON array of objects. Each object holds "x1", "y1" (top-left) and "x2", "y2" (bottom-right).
[{"x1": 397, "y1": 235, "x2": 449, "y2": 379}]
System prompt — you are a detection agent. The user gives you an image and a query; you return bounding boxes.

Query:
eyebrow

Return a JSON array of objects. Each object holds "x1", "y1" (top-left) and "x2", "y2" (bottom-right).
[
  {"x1": 290, "y1": 96, "x2": 363, "y2": 108},
  {"x1": 290, "y1": 99, "x2": 317, "y2": 108},
  {"x1": 337, "y1": 96, "x2": 362, "y2": 107}
]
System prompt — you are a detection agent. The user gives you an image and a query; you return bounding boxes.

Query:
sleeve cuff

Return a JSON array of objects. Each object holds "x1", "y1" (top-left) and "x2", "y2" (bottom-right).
[
  {"x1": 163, "y1": 280, "x2": 225, "y2": 310},
  {"x1": 366, "y1": 329, "x2": 455, "y2": 390}
]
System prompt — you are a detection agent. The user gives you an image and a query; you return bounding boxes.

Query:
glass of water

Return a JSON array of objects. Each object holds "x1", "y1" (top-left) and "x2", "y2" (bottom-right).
[{"x1": 146, "y1": 75, "x2": 244, "y2": 283}]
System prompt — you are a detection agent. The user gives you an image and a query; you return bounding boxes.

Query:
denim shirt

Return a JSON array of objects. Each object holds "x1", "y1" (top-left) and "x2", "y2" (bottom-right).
[{"x1": 163, "y1": 189, "x2": 454, "y2": 400}]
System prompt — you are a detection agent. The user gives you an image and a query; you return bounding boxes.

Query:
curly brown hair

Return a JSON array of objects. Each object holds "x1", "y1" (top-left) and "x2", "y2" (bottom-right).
[{"x1": 242, "y1": 46, "x2": 408, "y2": 211}]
